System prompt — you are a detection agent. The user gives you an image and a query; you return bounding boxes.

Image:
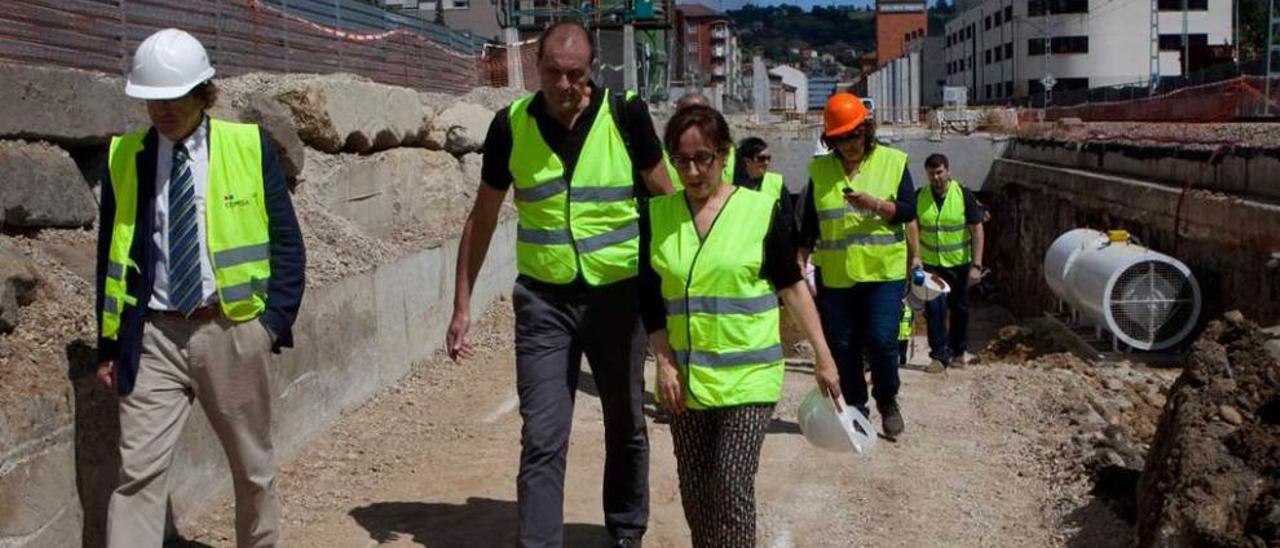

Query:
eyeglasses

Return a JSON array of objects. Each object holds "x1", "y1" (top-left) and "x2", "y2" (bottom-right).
[
  {"x1": 827, "y1": 129, "x2": 865, "y2": 145},
  {"x1": 751, "y1": 155, "x2": 772, "y2": 163},
  {"x1": 670, "y1": 151, "x2": 718, "y2": 171}
]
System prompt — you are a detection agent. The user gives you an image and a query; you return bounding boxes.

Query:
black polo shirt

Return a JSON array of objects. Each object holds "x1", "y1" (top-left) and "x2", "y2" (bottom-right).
[{"x1": 480, "y1": 84, "x2": 664, "y2": 195}]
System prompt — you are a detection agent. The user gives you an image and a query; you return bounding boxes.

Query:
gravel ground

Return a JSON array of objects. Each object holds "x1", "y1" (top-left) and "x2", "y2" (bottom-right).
[{"x1": 176, "y1": 301, "x2": 1170, "y2": 547}]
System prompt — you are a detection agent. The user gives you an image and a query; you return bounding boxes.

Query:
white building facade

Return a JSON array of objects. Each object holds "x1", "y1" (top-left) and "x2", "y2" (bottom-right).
[{"x1": 943, "y1": 0, "x2": 1232, "y2": 104}]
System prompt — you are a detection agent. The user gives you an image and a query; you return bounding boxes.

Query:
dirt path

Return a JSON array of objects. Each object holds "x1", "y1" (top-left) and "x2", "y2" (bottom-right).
[{"x1": 182, "y1": 299, "x2": 1126, "y2": 547}]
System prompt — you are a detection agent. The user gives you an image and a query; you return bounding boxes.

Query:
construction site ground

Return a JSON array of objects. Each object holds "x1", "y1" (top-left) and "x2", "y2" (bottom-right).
[{"x1": 177, "y1": 296, "x2": 1166, "y2": 547}]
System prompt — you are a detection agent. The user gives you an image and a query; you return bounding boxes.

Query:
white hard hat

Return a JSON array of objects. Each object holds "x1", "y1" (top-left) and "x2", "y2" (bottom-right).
[
  {"x1": 126, "y1": 29, "x2": 215, "y2": 100},
  {"x1": 910, "y1": 271, "x2": 951, "y2": 304},
  {"x1": 798, "y1": 388, "x2": 876, "y2": 454}
]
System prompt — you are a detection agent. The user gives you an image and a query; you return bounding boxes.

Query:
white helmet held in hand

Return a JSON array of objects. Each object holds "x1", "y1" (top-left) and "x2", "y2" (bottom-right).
[
  {"x1": 126, "y1": 29, "x2": 215, "y2": 100},
  {"x1": 798, "y1": 388, "x2": 876, "y2": 454}
]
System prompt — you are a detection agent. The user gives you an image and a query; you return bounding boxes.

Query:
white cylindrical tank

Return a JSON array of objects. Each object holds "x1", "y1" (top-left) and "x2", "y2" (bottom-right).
[
  {"x1": 1044, "y1": 229, "x2": 1201, "y2": 351},
  {"x1": 1044, "y1": 228, "x2": 1109, "y2": 302}
]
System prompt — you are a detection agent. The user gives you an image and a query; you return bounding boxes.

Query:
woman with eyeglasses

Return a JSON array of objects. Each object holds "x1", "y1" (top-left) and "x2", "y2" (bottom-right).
[
  {"x1": 737, "y1": 136, "x2": 799, "y2": 242},
  {"x1": 797, "y1": 92, "x2": 919, "y2": 439},
  {"x1": 640, "y1": 105, "x2": 842, "y2": 547}
]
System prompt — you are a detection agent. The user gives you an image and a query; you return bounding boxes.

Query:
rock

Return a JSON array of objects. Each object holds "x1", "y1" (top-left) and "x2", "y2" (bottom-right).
[
  {"x1": 0, "y1": 140, "x2": 97, "y2": 228},
  {"x1": 430, "y1": 102, "x2": 493, "y2": 155},
  {"x1": 298, "y1": 148, "x2": 472, "y2": 240},
  {"x1": 0, "y1": 63, "x2": 148, "y2": 146},
  {"x1": 1103, "y1": 378, "x2": 1125, "y2": 391},
  {"x1": 273, "y1": 75, "x2": 429, "y2": 154},
  {"x1": 1223, "y1": 309, "x2": 1246, "y2": 328},
  {"x1": 459, "y1": 87, "x2": 528, "y2": 111},
  {"x1": 1219, "y1": 405, "x2": 1243, "y2": 425},
  {"x1": 0, "y1": 243, "x2": 38, "y2": 333}
]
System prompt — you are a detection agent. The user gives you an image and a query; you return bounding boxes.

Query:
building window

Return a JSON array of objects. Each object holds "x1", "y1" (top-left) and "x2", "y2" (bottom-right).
[
  {"x1": 1028, "y1": 36, "x2": 1089, "y2": 55},
  {"x1": 1005, "y1": 42, "x2": 1014, "y2": 58},
  {"x1": 451, "y1": 0, "x2": 469, "y2": 8},
  {"x1": 1158, "y1": 0, "x2": 1208, "y2": 10},
  {"x1": 1005, "y1": 81, "x2": 1014, "y2": 96},
  {"x1": 1004, "y1": 5, "x2": 1013, "y2": 20},
  {"x1": 985, "y1": 49, "x2": 993, "y2": 65},
  {"x1": 985, "y1": 15, "x2": 992, "y2": 30},
  {"x1": 995, "y1": 46, "x2": 1003, "y2": 61},
  {"x1": 1053, "y1": 35, "x2": 1089, "y2": 54},
  {"x1": 1028, "y1": 0, "x2": 1088, "y2": 16},
  {"x1": 994, "y1": 11, "x2": 1002, "y2": 25},
  {"x1": 1159, "y1": 33, "x2": 1209, "y2": 50},
  {"x1": 985, "y1": 84, "x2": 992, "y2": 98}
]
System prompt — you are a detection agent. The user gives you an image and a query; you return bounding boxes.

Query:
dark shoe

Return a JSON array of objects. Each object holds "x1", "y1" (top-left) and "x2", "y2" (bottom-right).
[
  {"x1": 925, "y1": 359, "x2": 946, "y2": 374},
  {"x1": 879, "y1": 400, "x2": 905, "y2": 437},
  {"x1": 613, "y1": 537, "x2": 642, "y2": 548},
  {"x1": 948, "y1": 356, "x2": 967, "y2": 370}
]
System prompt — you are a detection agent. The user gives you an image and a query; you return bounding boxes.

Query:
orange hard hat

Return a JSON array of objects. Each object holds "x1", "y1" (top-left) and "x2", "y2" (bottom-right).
[{"x1": 823, "y1": 92, "x2": 868, "y2": 137}]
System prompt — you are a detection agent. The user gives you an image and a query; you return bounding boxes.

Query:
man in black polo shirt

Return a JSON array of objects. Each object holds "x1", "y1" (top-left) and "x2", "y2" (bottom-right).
[{"x1": 446, "y1": 21, "x2": 672, "y2": 548}]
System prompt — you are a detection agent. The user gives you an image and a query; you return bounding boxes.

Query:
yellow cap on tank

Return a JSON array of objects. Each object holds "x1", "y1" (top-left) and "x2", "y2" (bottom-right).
[{"x1": 1107, "y1": 230, "x2": 1130, "y2": 243}]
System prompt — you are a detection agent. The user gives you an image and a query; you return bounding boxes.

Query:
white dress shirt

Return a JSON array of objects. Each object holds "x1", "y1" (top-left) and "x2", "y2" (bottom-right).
[{"x1": 148, "y1": 117, "x2": 218, "y2": 311}]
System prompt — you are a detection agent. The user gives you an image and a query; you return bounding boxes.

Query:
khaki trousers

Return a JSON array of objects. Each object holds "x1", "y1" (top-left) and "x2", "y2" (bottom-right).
[{"x1": 106, "y1": 314, "x2": 279, "y2": 547}]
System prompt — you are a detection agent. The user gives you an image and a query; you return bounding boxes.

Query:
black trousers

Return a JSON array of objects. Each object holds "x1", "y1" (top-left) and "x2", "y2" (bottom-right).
[
  {"x1": 670, "y1": 404, "x2": 775, "y2": 548},
  {"x1": 512, "y1": 278, "x2": 650, "y2": 547}
]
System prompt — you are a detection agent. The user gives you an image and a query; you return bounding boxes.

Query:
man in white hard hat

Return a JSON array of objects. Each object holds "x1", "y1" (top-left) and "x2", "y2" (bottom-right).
[{"x1": 96, "y1": 28, "x2": 305, "y2": 547}]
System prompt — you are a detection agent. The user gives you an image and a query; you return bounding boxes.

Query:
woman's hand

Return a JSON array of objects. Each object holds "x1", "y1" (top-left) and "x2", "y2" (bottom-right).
[
  {"x1": 657, "y1": 359, "x2": 687, "y2": 415},
  {"x1": 814, "y1": 353, "x2": 843, "y2": 412}
]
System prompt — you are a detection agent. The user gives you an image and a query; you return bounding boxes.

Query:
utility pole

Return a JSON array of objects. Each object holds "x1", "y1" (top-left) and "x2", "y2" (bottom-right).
[
  {"x1": 1150, "y1": 0, "x2": 1161, "y2": 92},
  {"x1": 1181, "y1": 0, "x2": 1189, "y2": 77}
]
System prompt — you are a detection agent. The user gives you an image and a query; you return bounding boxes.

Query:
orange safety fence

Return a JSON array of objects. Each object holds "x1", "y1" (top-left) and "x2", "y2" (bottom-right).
[
  {"x1": 1018, "y1": 76, "x2": 1280, "y2": 124},
  {"x1": 478, "y1": 39, "x2": 538, "y2": 91},
  {"x1": 0, "y1": 0, "x2": 507, "y2": 94}
]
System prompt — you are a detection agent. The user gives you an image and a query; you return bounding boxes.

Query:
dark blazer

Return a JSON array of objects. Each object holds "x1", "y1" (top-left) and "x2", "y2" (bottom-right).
[{"x1": 95, "y1": 125, "x2": 306, "y2": 396}]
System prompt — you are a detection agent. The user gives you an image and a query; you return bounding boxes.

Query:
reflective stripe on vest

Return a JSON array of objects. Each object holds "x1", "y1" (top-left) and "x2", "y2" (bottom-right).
[
  {"x1": 650, "y1": 188, "x2": 783, "y2": 409},
  {"x1": 102, "y1": 119, "x2": 271, "y2": 340},
  {"x1": 898, "y1": 305, "x2": 913, "y2": 341},
  {"x1": 917, "y1": 180, "x2": 972, "y2": 267},
  {"x1": 808, "y1": 146, "x2": 909, "y2": 287},
  {"x1": 663, "y1": 145, "x2": 736, "y2": 192},
  {"x1": 509, "y1": 90, "x2": 639, "y2": 285}
]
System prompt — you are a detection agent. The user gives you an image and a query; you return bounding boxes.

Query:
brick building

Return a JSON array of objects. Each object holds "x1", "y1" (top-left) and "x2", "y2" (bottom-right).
[
  {"x1": 674, "y1": 3, "x2": 737, "y2": 91},
  {"x1": 875, "y1": 0, "x2": 928, "y2": 68}
]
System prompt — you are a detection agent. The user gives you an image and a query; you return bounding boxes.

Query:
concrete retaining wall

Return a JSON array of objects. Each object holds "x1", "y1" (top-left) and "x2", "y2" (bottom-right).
[
  {"x1": 988, "y1": 157, "x2": 1280, "y2": 327},
  {"x1": 9, "y1": 222, "x2": 517, "y2": 547},
  {"x1": 1006, "y1": 140, "x2": 1280, "y2": 203}
]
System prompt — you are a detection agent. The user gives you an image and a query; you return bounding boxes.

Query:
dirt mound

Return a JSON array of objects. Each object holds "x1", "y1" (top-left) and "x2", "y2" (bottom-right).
[
  {"x1": 978, "y1": 319, "x2": 1069, "y2": 363},
  {"x1": 1136, "y1": 313, "x2": 1280, "y2": 548}
]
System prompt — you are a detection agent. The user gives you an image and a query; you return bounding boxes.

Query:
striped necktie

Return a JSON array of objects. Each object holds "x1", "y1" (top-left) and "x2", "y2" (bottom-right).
[{"x1": 168, "y1": 143, "x2": 203, "y2": 316}]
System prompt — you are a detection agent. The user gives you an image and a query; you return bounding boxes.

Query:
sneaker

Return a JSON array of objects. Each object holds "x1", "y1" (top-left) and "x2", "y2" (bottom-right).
[
  {"x1": 925, "y1": 359, "x2": 946, "y2": 374},
  {"x1": 948, "y1": 356, "x2": 967, "y2": 370},
  {"x1": 879, "y1": 400, "x2": 905, "y2": 437}
]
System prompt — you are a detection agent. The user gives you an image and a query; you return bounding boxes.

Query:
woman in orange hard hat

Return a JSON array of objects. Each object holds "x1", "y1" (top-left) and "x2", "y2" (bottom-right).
[{"x1": 797, "y1": 92, "x2": 919, "y2": 438}]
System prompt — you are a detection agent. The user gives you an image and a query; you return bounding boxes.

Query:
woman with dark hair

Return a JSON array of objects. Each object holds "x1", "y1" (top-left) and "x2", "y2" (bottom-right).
[
  {"x1": 640, "y1": 105, "x2": 841, "y2": 547},
  {"x1": 797, "y1": 92, "x2": 918, "y2": 439},
  {"x1": 737, "y1": 135, "x2": 798, "y2": 242}
]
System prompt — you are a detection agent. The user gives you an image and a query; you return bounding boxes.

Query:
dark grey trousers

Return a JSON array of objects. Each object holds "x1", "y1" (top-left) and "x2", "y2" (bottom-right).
[{"x1": 512, "y1": 278, "x2": 650, "y2": 547}]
